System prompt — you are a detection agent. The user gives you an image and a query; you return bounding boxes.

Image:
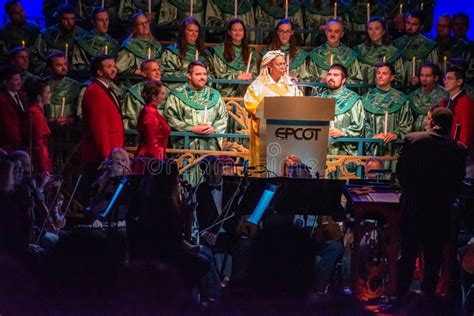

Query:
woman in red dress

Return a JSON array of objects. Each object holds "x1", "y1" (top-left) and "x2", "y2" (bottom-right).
[
  {"x1": 135, "y1": 80, "x2": 171, "y2": 159},
  {"x1": 23, "y1": 78, "x2": 52, "y2": 174}
]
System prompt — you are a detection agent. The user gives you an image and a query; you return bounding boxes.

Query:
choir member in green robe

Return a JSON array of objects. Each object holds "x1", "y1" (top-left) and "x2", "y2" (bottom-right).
[
  {"x1": 157, "y1": 0, "x2": 204, "y2": 26},
  {"x1": 317, "y1": 63, "x2": 365, "y2": 156},
  {"x1": 254, "y1": 0, "x2": 304, "y2": 32},
  {"x1": 116, "y1": 13, "x2": 163, "y2": 75},
  {"x1": 211, "y1": 18, "x2": 259, "y2": 98},
  {"x1": 71, "y1": 8, "x2": 119, "y2": 77},
  {"x1": 164, "y1": 61, "x2": 228, "y2": 152},
  {"x1": 44, "y1": 52, "x2": 81, "y2": 125},
  {"x1": 434, "y1": 15, "x2": 471, "y2": 66},
  {"x1": 31, "y1": 3, "x2": 86, "y2": 76},
  {"x1": 308, "y1": 19, "x2": 362, "y2": 84},
  {"x1": 0, "y1": 0, "x2": 40, "y2": 49},
  {"x1": 408, "y1": 63, "x2": 447, "y2": 132},
  {"x1": 393, "y1": 11, "x2": 439, "y2": 89},
  {"x1": 122, "y1": 59, "x2": 169, "y2": 130},
  {"x1": 205, "y1": 0, "x2": 255, "y2": 42},
  {"x1": 266, "y1": 19, "x2": 309, "y2": 82},
  {"x1": 161, "y1": 17, "x2": 210, "y2": 90},
  {"x1": 354, "y1": 17, "x2": 404, "y2": 86},
  {"x1": 363, "y1": 63, "x2": 413, "y2": 155}
]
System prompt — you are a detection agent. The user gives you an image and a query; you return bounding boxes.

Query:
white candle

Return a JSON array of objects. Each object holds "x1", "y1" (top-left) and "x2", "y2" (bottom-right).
[
  {"x1": 195, "y1": 49, "x2": 199, "y2": 61},
  {"x1": 399, "y1": 3, "x2": 403, "y2": 15},
  {"x1": 286, "y1": 54, "x2": 290, "y2": 76},
  {"x1": 60, "y1": 97, "x2": 66, "y2": 117},
  {"x1": 64, "y1": 43, "x2": 69, "y2": 61},
  {"x1": 148, "y1": 0, "x2": 151, "y2": 13},
  {"x1": 367, "y1": 2, "x2": 370, "y2": 23},
  {"x1": 246, "y1": 51, "x2": 252, "y2": 73},
  {"x1": 443, "y1": 56, "x2": 447, "y2": 74},
  {"x1": 21, "y1": 40, "x2": 25, "y2": 48},
  {"x1": 285, "y1": 0, "x2": 288, "y2": 19},
  {"x1": 147, "y1": 47, "x2": 152, "y2": 59},
  {"x1": 330, "y1": 53, "x2": 334, "y2": 66},
  {"x1": 334, "y1": 1, "x2": 337, "y2": 18},
  {"x1": 104, "y1": 45, "x2": 108, "y2": 55},
  {"x1": 330, "y1": 121, "x2": 335, "y2": 129},
  {"x1": 101, "y1": 0, "x2": 104, "y2": 8},
  {"x1": 420, "y1": 1, "x2": 424, "y2": 10},
  {"x1": 234, "y1": 0, "x2": 238, "y2": 18},
  {"x1": 384, "y1": 110, "x2": 388, "y2": 135},
  {"x1": 190, "y1": 0, "x2": 193, "y2": 16},
  {"x1": 411, "y1": 56, "x2": 416, "y2": 77},
  {"x1": 382, "y1": 55, "x2": 386, "y2": 62}
]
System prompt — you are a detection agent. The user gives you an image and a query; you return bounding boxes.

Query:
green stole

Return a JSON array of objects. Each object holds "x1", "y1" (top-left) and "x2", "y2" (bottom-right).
[
  {"x1": 309, "y1": 43, "x2": 357, "y2": 70},
  {"x1": 354, "y1": 43, "x2": 401, "y2": 66},
  {"x1": 121, "y1": 37, "x2": 163, "y2": 59},
  {"x1": 394, "y1": 34, "x2": 437, "y2": 60},
  {"x1": 166, "y1": 43, "x2": 209, "y2": 63},
  {"x1": 213, "y1": 44, "x2": 257, "y2": 71},
  {"x1": 170, "y1": 84, "x2": 220, "y2": 110},
  {"x1": 320, "y1": 86, "x2": 361, "y2": 115},
  {"x1": 75, "y1": 30, "x2": 119, "y2": 57},
  {"x1": 363, "y1": 87, "x2": 407, "y2": 114}
]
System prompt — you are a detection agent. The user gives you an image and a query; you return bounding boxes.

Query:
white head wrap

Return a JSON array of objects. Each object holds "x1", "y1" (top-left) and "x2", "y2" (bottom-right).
[{"x1": 258, "y1": 50, "x2": 286, "y2": 79}]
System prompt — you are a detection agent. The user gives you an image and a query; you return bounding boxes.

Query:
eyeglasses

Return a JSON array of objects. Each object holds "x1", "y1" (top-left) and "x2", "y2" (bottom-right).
[
  {"x1": 277, "y1": 30, "x2": 293, "y2": 35},
  {"x1": 135, "y1": 21, "x2": 151, "y2": 27}
]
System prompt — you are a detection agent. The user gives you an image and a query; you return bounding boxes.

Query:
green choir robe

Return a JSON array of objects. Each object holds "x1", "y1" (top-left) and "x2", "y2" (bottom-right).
[
  {"x1": 157, "y1": 0, "x2": 204, "y2": 25},
  {"x1": 435, "y1": 36, "x2": 472, "y2": 64},
  {"x1": 44, "y1": 76, "x2": 81, "y2": 119},
  {"x1": 0, "y1": 21, "x2": 41, "y2": 50},
  {"x1": 308, "y1": 43, "x2": 362, "y2": 83},
  {"x1": 205, "y1": 0, "x2": 255, "y2": 42},
  {"x1": 301, "y1": 0, "x2": 351, "y2": 35},
  {"x1": 163, "y1": 83, "x2": 228, "y2": 151},
  {"x1": 121, "y1": 81, "x2": 169, "y2": 130},
  {"x1": 353, "y1": 42, "x2": 405, "y2": 86},
  {"x1": 363, "y1": 87, "x2": 413, "y2": 155},
  {"x1": 210, "y1": 44, "x2": 259, "y2": 98},
  {"x1": 116, "y1": 0, "x2": 160, "y2": 22},
  {"x1": 408, "y1": 85, "x2": 447, "y2": 132},
  {"x1": 31, "y1": 24, "x2": 86, "y2": 76},
  {"x1": 319, "y1": 86, "x2": 365, "y2": 155},
  {"x1": 348, "y1": 1, "x2": 388, "y2": 33},
  {"x1": 393, "y1": 34, "x2": 439, "y2": 87},
  {"x1": 71, "y1": 30, "x2": 119, "y2": 77},
  {"x1": 161, "y1": 44, "x2": 210, "y2": 90},
  {"x1": 116, "y1": 37, "x2": 163, "y2": 75},
  {"x1": 263, "y1": 45, "x2": 310, "y2": 82},
  {"x1": 254, "y1": 0, "x2": 304, "y2": 30}
]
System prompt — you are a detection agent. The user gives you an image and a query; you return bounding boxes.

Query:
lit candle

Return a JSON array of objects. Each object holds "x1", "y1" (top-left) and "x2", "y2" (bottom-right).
[
  {"x1": 148, "y1": 0, "x2": 151, "y2": 13},
  {"x1": 399, "y1": 3, "x2": 403, "y2": 15},
  {"x1": 147, "y1": 47, "x2": 152, "y2": 59},
  {"x1": 420, "y1": 1, "x2": 424, "y2": 10},
  {"x1": 330, "y1": 121, "x2": 335, "y2": 129},
  {"x1": 21, "y1": 40, "x2": 25, "y2": 47},
  {"x1": 101, "y1": 0, "x2": 104, "y2": 8},
  {"x1": 330, "y1": 53, "x2": 334, "y2": 66},
  {"x1": 246, "y1": 51, "x2": 252, "y2": 73},
  {"x1": 104, "y1": 45, "x2": 108, "y2": 55},
  {"x1": 443, "y1": 55, "x2": 447, "y2": 73},
  {"x1": 195, "y1": 49, "x2": 199, "y2": 61},
  {"x1": 382, "y1": 55, "x2": 386, "y2": 62},
  {"x1": 234, "y1": 0, "x2": 238, "y2": 18},
  {"x1": 384, "y1": 110, "x2": 388, "y2": 135},
  {"x1": 190, "y1": 0, "x2": 193, "y2": 16},
  {"x1": 286, "y1": 54, "x2": 290, "y2": 76},
  {"x1": 285, "y1": 0, "x2": 288, "y2": 19},
  {"x1": 60, "y1": 97, "x2": 66, "y2": 117},
  {"x1": 333, "y1": 1, "x2": 338, "y2": 18},
  {"x1": 64, "y1": 43, "x2": 69, "y2": 61},
  {"x1": 367, "y1": 2, "x2": 370, "y2": 23},
  {"x1": 411, "y1": 56, "x2": 416, "y2": 77}
]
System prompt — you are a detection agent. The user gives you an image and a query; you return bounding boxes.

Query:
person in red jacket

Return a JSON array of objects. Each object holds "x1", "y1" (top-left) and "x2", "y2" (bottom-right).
[
  {"x1": 80, "y1": 55, "x2": 124, "y2": 181},
  {"x1": 23, "y1": 77, "x2": 52, "y2": 174},
  {"x1": 0, "y1": 66, "x2": 25, "y2": 153},
  {"x1": 135, "y1": 80, "x2": 171, "y2": 160},
  {"x1": 441, "y1": 67, "x2": 474, "y2": 177}
]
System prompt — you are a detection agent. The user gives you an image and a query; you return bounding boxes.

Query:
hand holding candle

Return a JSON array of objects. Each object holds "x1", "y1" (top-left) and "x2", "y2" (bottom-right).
[{"x1": 60, "y1": 97, "x2": 66, "y2": 117}]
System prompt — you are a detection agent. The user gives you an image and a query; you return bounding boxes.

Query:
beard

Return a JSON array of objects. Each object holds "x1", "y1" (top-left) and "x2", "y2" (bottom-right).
[{"x1": 327, "y1": 80, "x2": 342, "y2": 90}]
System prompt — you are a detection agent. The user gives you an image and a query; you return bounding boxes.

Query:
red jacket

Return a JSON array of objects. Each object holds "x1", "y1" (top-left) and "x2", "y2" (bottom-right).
[
  {"x1": 0, "y1": 89, "x2": 24, "y2": 152},
  {"x1": 135, "y1": 104, "x2": 171, "y2": 159},
  {"x1": 441, "y1": 91, "x2": 474, "y2": 148},
  {"x1": 81, "y1": 80, "x2": 124, "y2": 164},
  {"x1": 24, "y1": 104, "x2": 51, "y2": 173}
]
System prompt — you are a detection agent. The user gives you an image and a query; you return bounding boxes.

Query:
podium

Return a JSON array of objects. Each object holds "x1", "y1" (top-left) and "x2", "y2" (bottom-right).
[{"x1": 255, "y1": 96, "x2": 335, "y2": 176}]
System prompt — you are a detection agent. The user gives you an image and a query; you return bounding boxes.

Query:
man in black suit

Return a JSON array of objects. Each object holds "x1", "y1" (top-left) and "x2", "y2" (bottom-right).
[
  {"x1": 396, "y1": 107, "x2": 467, "y2": 299},
  {"x1": 195, "y1": 155, "x2": 252, "y2": 296}
]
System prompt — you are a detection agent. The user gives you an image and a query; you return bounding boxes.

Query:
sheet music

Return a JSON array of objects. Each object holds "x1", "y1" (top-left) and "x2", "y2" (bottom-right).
[{"x1": 367, "y1": 192, "x2": 400, "y2": 203}]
